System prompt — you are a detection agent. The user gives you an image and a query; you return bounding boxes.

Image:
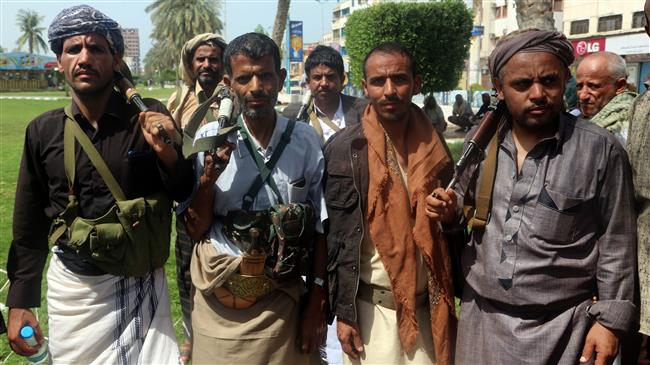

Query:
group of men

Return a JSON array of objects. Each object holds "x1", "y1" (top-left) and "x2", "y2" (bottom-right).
[{"x1": 3, "y1": 3, "x2": 650, "y2": 365}]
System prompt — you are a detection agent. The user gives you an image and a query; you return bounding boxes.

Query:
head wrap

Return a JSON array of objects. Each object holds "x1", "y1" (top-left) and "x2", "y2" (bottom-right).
[
  {"x1": 488, "y1": 28, "x2": 574, "y2": 79},
  {"x1": 179, "y1": 33, "x2": 227, "y2": 87},
  {"x1": 48, "y1": 5, "x2": 124, "y2": 56}
]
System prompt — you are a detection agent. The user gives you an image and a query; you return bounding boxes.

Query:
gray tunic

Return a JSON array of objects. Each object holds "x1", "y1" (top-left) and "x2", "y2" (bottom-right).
[{"x1": 454, "y1": 113, "x2": 637, "y2": 364}]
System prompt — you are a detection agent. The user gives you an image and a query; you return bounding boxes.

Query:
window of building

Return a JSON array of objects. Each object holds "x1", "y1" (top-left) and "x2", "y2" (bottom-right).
[
  {"x1": 333, "y1": 29, "x2": 341, "y2": 39},
  {"x1": 598, "y1": 14, "x2": 622, "y2": 32},
  {"x1": 633, "y1": 11, "x2": 646, "y2": 28},
  {"x1": 341, "y1": 7, "x2": 350, "y2": 16},
  {"x1": 495, "y1": 5, "x2": 508, "y2": 19},
  {"x1": 552, "y1": 0, "x2": 563, "y2": 11},
  {"x1": 570, "y1": 19, "x2": 589, "y2": 35}
]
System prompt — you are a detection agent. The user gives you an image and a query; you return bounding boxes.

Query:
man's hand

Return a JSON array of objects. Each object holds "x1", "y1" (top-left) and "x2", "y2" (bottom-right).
[
  {"x1": 202, "y1": 143, "x2": 236, "y2": 185},
  {"x1": 337, "y1": 317, "x2": 363, "y2": 360},
  {"x1": 299, "y1": 286, "x2": 327, "y2": 353},
  {"x1": 7, "y1": 308, "x2": 43, "y2": 356},
  {"x1": 580, "y1": 321, "x2": 620, "y2": 365},
  {"x1": 425, "y1": 188, "x2": 458, "y2": 223},
  {"x1": 138, "y1": 111, "x2": 180, "y2": 168}
]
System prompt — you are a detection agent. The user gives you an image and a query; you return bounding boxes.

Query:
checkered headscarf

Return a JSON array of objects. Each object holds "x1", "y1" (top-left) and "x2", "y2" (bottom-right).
[{"x1": 48, "y1": 5, "x2": 124, "y2": 56}]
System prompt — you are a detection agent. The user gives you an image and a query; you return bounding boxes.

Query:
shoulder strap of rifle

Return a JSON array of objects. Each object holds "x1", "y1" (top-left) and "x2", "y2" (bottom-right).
[
  {"x1": 63, "y1": 105, "x2": 127, "y2": 202},
  {"x1": 239, "y1": 118, "x2": 296, "y2": 210},
  {"x1": 463, "y1": 123, "x2": 502, "y2": 230}
]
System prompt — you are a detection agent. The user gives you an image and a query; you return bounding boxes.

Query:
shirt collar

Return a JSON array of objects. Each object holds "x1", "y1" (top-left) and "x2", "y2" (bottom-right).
[
  {"x1": 500, "y1": 112, "x2": 570, "y2": 156},
  {"x1": 237, "y1": 112, "x2": 288, "y2": 158},
  {"x1": 314, "y1": 95, "x2": 344, "y2": 120},
  {"x1": 70, "y1": 90, "x2": 125, "y2": 124}
]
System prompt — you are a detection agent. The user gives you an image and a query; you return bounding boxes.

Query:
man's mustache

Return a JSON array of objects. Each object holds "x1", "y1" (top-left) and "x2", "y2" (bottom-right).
[{"x1": 74, "y1": 66, "x2": 99, "y2": 77}]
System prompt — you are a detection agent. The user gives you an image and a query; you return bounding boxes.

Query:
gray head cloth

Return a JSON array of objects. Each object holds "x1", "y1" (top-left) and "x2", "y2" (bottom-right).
[
  {"x1": 488, "y1": 28, "x2": 574, "y2": 79},
  {"x1": 48, "y1": 5, "x2": 124, "y2": 55}
]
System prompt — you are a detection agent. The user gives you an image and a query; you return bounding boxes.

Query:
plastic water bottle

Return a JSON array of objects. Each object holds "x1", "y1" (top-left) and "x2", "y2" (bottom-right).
[{"x1": 19, "y1": 325, "x2": 48, "y2": 364}]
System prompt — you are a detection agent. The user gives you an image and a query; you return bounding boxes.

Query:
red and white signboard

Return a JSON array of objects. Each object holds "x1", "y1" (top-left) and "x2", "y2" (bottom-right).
[{"x1": 571, "y1": 38, "x2": 606, "y2": 58}]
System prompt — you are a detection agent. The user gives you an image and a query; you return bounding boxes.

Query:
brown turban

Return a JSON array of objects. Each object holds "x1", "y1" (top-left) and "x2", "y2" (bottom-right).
[
  {"x1": 488, "y1": 28, "x2": 574, "y2": 79},
  {"x1": 179, "y1": 33, "x2": 227, "y2": 87}
]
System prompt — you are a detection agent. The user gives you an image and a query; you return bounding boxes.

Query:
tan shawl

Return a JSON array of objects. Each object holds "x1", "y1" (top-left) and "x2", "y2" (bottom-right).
[{"x1": 363, "y1": 104, "x2": 457, "y2": 365}]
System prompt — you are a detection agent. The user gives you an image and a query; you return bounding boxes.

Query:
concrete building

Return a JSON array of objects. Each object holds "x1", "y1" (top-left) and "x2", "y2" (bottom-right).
[
  {"x1": 468, "y1": 0, "x2": 563, "y2": 90},
  {"x1": 122, "y1": 28, "x2": 141, "y2": 75},
  {"x1": 563, "y1": 0, "x2": 648, "y2": 91}
]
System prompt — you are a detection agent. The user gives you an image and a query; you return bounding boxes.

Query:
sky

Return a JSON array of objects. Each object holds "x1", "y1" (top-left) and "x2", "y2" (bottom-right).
[{"x1": 0, "y1": 0, "x2": 340, "y2": 57}]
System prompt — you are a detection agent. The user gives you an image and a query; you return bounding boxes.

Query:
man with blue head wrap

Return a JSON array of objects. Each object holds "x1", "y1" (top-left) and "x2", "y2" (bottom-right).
[{"x1": 6, "y1": 5, "x2": 194, "y2": 363}]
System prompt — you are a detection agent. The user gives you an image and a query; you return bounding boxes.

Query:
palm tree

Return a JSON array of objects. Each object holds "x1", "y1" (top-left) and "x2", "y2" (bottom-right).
[
  {"x1": 272, "y1": 0, "x2": 291, "y2": 47},
  {"x1": 145, "y1": 0, "x2": 223, "y2": 70},
  {"x1": 514, "y1": 0, "x2": 555, "y2": 30},
  {"x1": 15, "y1": 9, "x2": 48, "y2": 54}
]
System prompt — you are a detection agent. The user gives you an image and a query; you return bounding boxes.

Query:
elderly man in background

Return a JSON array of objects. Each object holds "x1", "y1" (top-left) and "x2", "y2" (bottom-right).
[
  {"x1": 428, "y1": 28, "x2": 637, "y2": 365},
  {"x1": 447, "y1": 93, "x2": 474, "y2": 132},
  {"x1": 166, "y1": 32, "x2": 227, "y2": 364},
  {"x1": 6, "y1": 5, "x2": 193, "y2": 363},
  {"x1": 576, "y1": 51, "x2": 637, "y2": 143}
]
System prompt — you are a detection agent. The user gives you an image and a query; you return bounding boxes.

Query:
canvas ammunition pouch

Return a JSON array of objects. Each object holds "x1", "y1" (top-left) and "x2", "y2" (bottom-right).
[{"x1": 48, "y1": 106, "x2": 172, "y2": 277}]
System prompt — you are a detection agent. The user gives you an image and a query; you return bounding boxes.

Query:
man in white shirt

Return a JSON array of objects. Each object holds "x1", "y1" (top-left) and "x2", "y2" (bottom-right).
[{"x1": 283, "y1": 45, "x2": 366, "y2": 142}]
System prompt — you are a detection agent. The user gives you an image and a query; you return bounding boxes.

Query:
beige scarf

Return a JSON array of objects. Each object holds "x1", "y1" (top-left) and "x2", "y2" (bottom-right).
[{"x1": 363, "y1": 103, "x2": 457, "y2": 365}]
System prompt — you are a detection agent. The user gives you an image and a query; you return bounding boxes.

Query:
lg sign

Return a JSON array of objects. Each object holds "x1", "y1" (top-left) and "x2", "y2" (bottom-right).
[{"x1": 572, "y1": 38, "x2": 606, "y2": 57}]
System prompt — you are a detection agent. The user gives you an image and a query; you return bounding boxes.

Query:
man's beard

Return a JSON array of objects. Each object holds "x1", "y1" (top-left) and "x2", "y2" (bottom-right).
[
  {"x1": 242, "y1": 105, "x2": 270, "y2": 119},
  {"x1": 196, "y1": 68, "x2": 221, "y2": 89}
]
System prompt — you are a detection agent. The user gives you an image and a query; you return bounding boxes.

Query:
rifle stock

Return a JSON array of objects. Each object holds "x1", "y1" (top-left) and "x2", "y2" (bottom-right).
[{"x1": 446, "y1": 101, "x2": 507, "y2": 191}]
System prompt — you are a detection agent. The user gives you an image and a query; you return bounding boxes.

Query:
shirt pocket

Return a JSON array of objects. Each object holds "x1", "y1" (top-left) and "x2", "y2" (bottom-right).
[
  {"x1": 531, "y1": 185, "x2": 585, "y2": 244},
  {"x1": 325, "y1": 161, "x2": 358, "y2": 211},
  {"x1": 287, "y1": 177, "x2": 308, "y2": 203}
]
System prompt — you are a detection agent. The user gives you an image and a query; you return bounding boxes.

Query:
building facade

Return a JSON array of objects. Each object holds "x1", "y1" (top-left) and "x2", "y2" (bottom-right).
[{"x1": 122, "y1": 28, "x2": 141, "y2": 75}]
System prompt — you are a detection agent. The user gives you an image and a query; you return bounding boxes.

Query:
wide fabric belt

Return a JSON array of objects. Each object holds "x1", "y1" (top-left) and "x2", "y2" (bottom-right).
[{"x1": 357, "y1": 282, "x2": 429, "y2": 311}]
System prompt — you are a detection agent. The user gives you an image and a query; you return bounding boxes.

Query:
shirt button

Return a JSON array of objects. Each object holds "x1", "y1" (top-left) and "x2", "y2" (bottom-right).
[
  {"x1": 505, "y1": 234, "x2": 512, "y2": 242},
  {"x1": 352, "y1": 265, "x2": 357, "y2": 271},
  {"x1": 355, "y1": 226, "x2": 361, "y2": 232},
  {"x1": 512, "y1": 205, "x2": 520, "y2": 213},
  {"x1": 352, "y1": 153, "x2": 358, "y2": 158}
]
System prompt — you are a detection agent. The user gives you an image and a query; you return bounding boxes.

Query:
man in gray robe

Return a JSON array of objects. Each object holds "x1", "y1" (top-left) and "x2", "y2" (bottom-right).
[{"x1": 427, "y1": 28, "x2": 637, "y2": 365}]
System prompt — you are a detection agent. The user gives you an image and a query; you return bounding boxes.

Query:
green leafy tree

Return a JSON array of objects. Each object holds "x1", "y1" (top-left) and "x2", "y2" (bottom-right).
[
  {"x1": 254, "y1": 24, "x2": 269, "y2": 36},
  {"x1": 15, "y1": 9, "x2": 48, "y2": 54},
  {"x1": 345, "y1": 1, "x2": 472, "y2": 93},
  {"x1": 145, "y1": 0, "x2": 223, "y2": 71}
]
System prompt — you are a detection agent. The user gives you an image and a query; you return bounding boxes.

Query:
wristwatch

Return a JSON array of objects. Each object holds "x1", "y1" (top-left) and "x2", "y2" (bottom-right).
[{"x1": 313, "y1": 277, "x2": 326, "y2": 288}]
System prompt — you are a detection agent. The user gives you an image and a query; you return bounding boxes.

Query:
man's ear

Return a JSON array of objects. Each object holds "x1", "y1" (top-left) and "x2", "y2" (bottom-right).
[
  {"x1": 413, "y1": 74, "x2": 422, "y2": 96},
  {"x1": 56, "y1": 55, "x2": 63, "y2": 74},
  {"x1": 112, "y1": 54, "x2": 122, "y2": 70},
  {"x1": 223, "y1": 74, "x2": 231, "y2": 87},
  {"x1": 614, "y1": 77, "x2": 628, "y2": 95},
  {"x1": 361, "y1": 78, "x2": 368, "y2": 98},
  {"x1": 278, "y1": 68, "x2": 287, "y2": 90},
  {"x1": 493, "y1": 78, "x2": 505, "y2": 101}
]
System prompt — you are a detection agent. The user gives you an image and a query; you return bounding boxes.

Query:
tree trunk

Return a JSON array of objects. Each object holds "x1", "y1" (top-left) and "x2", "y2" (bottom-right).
[
  {"x1": 29, "y1": 33, "x2": 33, "y2": 54},
  {"x1": 271, "y1": 0, "x2": 290, "y2": 48},
  {"x1": 514, "y1": 0, "x2": 555, "y2": 31}
]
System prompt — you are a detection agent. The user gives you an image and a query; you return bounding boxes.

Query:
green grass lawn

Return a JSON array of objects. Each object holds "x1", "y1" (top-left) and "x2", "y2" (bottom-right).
[
  {"x1": 0, "y1": 90, "x2": 465, "y2": 363},
  {"x1": 1, "y1": 87, "x2": 175, "y2": 101}
]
